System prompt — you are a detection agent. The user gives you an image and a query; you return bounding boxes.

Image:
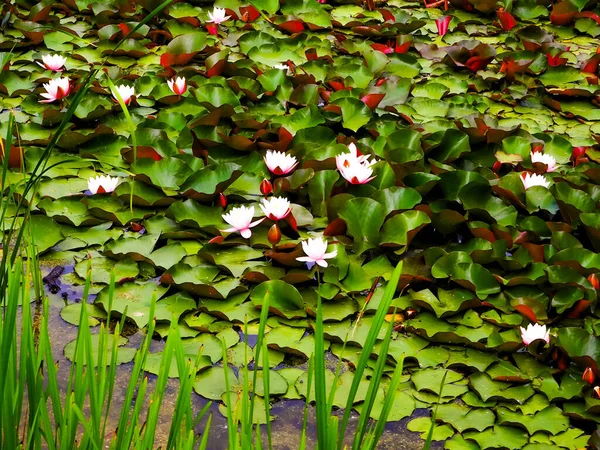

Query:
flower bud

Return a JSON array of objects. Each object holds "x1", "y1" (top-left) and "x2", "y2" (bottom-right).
[
  {"x1": 492, "y1": 161, "x2": 502, "y2": 173},
  {"x1": 260, "y1": 179, "x2": 273, "y2": 196},
  {"x1": 572, "y1": 146, "x2": 587, "y2": 160},
  {"x1": 583, "y1": 367, "x2": 596, "y2": 385},
  {"x1": 218, "y1": 193, "x2": 227, "y2": 208},
  {"x1": 268, "y1": 223, "x2": 281, "y2": 246},
  {"x1": 207, "y1": 24, "x2": 218, "y2": 35},
  {"x1": 589, "y1": 273, "x2": 600, "y2": 290},
  {"x1": 594, "y1": 386, "x2": 600, "y2": 399}
]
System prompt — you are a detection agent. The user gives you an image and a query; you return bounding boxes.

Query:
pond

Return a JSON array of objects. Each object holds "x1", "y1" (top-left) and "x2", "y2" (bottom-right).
[{"x1": 2, "y1": 0, "x2": 600, "y2": 448}]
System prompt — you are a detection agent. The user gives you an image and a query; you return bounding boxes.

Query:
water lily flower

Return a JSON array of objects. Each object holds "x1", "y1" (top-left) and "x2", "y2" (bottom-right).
[
  {"x1": 40, "y1": 77, "x2": 71, "y2": 103},
  {"x1": 520, "y1": 172, "x2": 551, "y2": 190},
  {"x1": 264, "y1": 150, "x2": 298, "y2": 175},
  {"x1": 208, "y1": 7, "x2": 231, "y2": 24},
  {"x1": 339, "y1": 160, "x2": 376, "y2": 185},
  {"x1": 39, "y1": 54, "x2": 67, "y2": 71},
  {"x1": 336, "y1": 143, "x2": 376, "y2": 185},
  {"x1": 335, "y1": 143, "x2": 369, "y2": 168},
  {"x1": 167, "y1": 76, "x2": 187, "y2": 95},
  {"x1": 530, "y1": 151, "x2": 558, "y2": 172},
  {"x1": 519, "y1": 323, "x2": 550, "y2": 345},
  {"x1": 296, "y1": 237, "x2": 337, "y2": 268},
  {"x1": 88, "y1": 175, "x2": 120, "y2": 194},
  {"x1": 435, "y1": 16, "x2": 451, "y2": 36},
  {"x1": 112, "y1": 84, "x2": 135, "y2": 105},
  {"x1": 496, "y1": 9, "x2": 517, "y2": 31},
  {"x1": 222, "y1": 205, "x2": 264, "y2": 238},
  {"x1": 260, "y1": 196, "x2": 291, "y2": 220}
]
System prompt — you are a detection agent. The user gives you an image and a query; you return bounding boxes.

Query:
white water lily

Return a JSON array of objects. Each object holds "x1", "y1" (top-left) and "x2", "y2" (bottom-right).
[
  {"x1": 264, "y1": 150, "x2": 298, "y2": 175},
  {"x1": 296, "y1": 237, "x2": 337, "y2": 268},
  {"x1": 39, "y1": 77, "x2": 70, "y2": 103},
  {"x1": 167, "y1": 76, "x2": 187, "y2": 95},
  {"x1": 272, "y1": 63, "x2": 292, "y2": 75},
  {"x1": 40, "y1": 54, "x2": 66, "y2": 71},
  {"x1": 260, "y1": 196, "x2": 291, "y2": 220},
  {"x1": 88, "y1": 175, "x2": 120, "y2": 194},
  {"x1": 222, "y1": 205, "x2": 264, "y2": 238},
  {"x1": 112, "y1": 84, "x2": 135, "y2": 105},
  {"x1": 520, "y1": 172, "x2": 551, "y2": 190},
  {"x1": 519, "y1": 323, "x2": 550, "y2": 346},
  {"x1": 336, "y1": 143, "x2": 376, "y2": 185},
  {"x1": 207, "y1": 7, "x2": 231, "y2": 24},
  {"x1": 530, "y1": 151, "x2": 558, "y2": 172}
]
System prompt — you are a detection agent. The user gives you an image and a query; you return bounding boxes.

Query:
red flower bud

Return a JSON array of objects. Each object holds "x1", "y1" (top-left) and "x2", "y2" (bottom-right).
[
  {"x1": 572, "y1": 146, "x2": 587, "y2": 161},
  {"x1": 268, "y1": 223, "x2": 281, "y2": 246},
  {"x1": 589, "y1": 273, "x2": 600, "y2": 290},
  {"x1": 260, "y1": 179, "x2": 273, "y2": 196},
  {"x1": 218, "y1": 193, "x2": 227, "y2": 208},
  {"x1": 594, "y1": 386, "x2": 600, "y2": 399},
  {"x1": 583, "y1": 367, "x2": 596, "y2": 385},
  {"x1": 492, "y1": 161, "x2": 502, "y2": 173},
  {"x1": 207, "y1": 24, "x2": 218, "y2": 35}
]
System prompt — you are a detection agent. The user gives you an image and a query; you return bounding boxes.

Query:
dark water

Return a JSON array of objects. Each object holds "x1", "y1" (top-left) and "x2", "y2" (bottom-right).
[{"x1": 39, "y1": 263, "x2": 437, "y2": 449}]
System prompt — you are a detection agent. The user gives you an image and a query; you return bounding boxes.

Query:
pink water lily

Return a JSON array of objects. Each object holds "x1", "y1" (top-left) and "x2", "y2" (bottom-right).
[
  {"x1": 260, "y1": 196, "x2": 291, "y2": 220},
  {"x1": 208, "y1": 7, "x2": 231, "y2": 24},
  {"x1": 530, "y1": 151, "x2": 558, "y2": 172},
  {"x1": 435, "y1": 16, "x2": 451, "y2": 36},
  {"x1": 222, "y1": 205, "x2": 264, "y2": 238},
  {"x1": 39, "y1": 54, "x2": 66, "y2": 71},
  {"x1": 167, "y1": 76, "x2": 187, "y2": 95},
  {"x1": 296, "y1": 237, "x2": 337, "y2": 268},
  {"x1": 264, "y1": 150, "x2": 298, "y2": 175},
  {"x1": 519, "y1": 323, "x2": 550, "y2": 345},
  {"x1": 40, "y1": 77, "x2": 70, "y2": 103},
  {"x1": 520, "y1": 172, "x2": 551, "y2": 190},
  {"x1": 88, "y1": 175, "x2": 120, "y2": 194},
  {"x1": 112, "y1": 84, "x2": 135, "y2": 105}
]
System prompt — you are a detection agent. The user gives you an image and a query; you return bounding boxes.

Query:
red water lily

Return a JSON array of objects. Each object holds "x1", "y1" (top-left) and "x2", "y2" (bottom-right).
[
  {"x1": 496, "y1": 9, "x2": 517, "y2": 31},
  {"x1": 435, "y1": 16, "x2": 451, "y2": 36}
]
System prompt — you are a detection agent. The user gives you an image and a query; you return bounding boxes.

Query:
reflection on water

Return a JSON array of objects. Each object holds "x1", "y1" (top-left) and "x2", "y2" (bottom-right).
[{"x1": 39, "y1": 265, "x2": 438, "y2": 449}]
